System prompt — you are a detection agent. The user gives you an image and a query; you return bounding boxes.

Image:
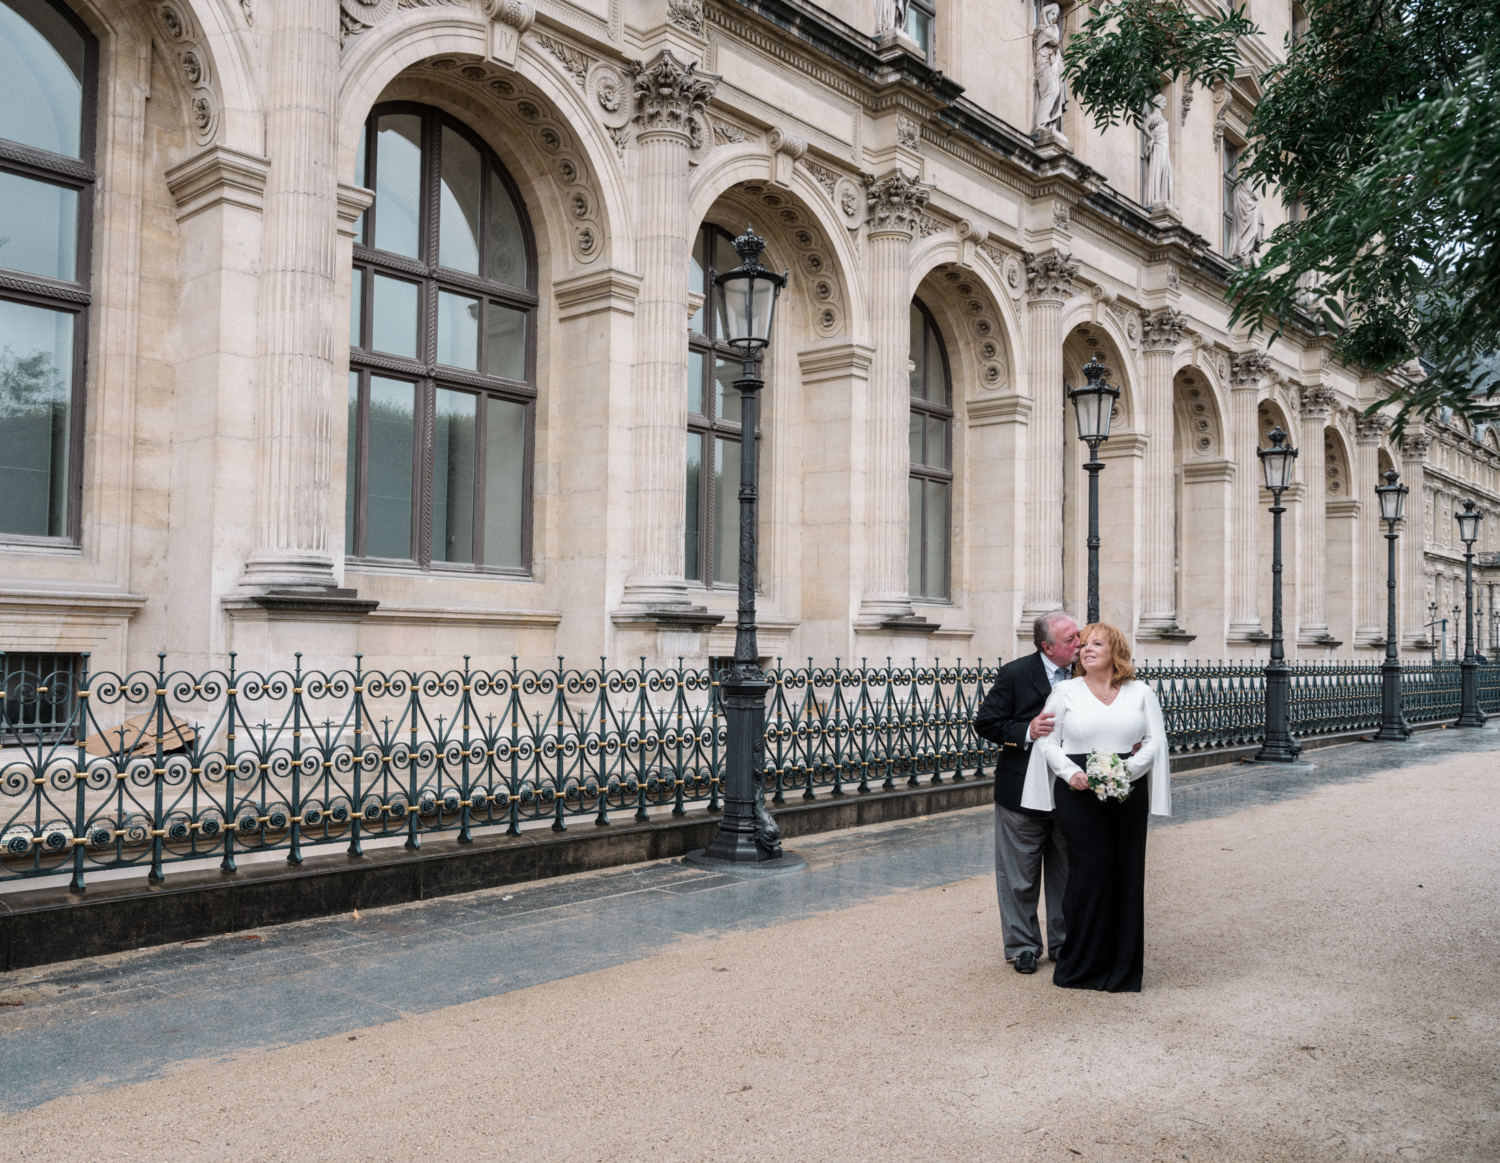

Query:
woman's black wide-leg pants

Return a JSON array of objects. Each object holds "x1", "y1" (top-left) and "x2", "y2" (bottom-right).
[{"x1": 1051, "y1": 760, "x2": 1149, "y2": 993}]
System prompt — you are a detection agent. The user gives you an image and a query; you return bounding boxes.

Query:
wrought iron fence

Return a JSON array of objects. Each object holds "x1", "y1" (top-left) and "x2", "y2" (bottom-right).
[{"x1": 3, "y1": 651, "x2": 1498, "y2": 892}]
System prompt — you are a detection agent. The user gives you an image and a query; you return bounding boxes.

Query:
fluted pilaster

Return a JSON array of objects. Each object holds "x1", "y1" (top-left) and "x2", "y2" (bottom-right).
[
  {"x1": 1138, "y1": 308, "x2": 1186, "y2": 633},
  {"x1": 242, "y1": 0, "x2": 342, "y2": 588},
  {"x1": 621, "y1": 50, "x2": 718, "y2": 609},
  {"x1": 1228, "y1": 353, "x2": 1270, "y2": 638},
  {"x1": 1401, "y1": 432, "x2": 1432, "y2": 647},
  {"x1": 1020, "y1": 250, "x2": 1077, "y2": 624},
  {"x1": 1297, "y1": 385, "x2": 1337, "y2": 642},
  {"x1": 1353, "y1": 413, "x2": 1390, "y2": 645},
  {"x1": 859, "y1": 170, "x2": 932, "y2": 623}
]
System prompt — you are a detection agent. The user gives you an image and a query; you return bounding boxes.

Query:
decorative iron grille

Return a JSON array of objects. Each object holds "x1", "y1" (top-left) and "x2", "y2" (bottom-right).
[
  {"x1": 2, "y1": 652, "x2": 1497, "y2": 892},
  {"x1": 0, "y1": 653, "x2": 83, "y2": 745}
]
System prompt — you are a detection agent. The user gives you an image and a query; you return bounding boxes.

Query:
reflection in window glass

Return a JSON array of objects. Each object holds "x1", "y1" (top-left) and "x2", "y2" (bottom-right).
[
  {"x1": 483, "y1": 399, "x2": 526, "y2": 568},
  {"x1": 925, "y1": 479, "x2": 948, "y2": 594},
  {"x1": 349, "y1": 268, "x2": 363, "y2": 347},
  {"x1": 688, "y1": 351, "x2": 704, "y2": 415},
  {"x1": 907, "y1": 478, "x2": 923, "y2": 596},
  {"x1": 371, "y1": 273, "x2": 418, "y2": 359},
  {"x1": 0, "y1": 171, "x2": 76, "y2": 280},
  {"x1": 685, "y1": 432, "x2": 702, "y2": 581},
  {"x1": 713, "y1": 436, "x2": 741, "y2": 587},
  {"x1": 485, "y1": 301, "x2": 526, "y2": 381},
  {"x1": 714, "y1": 358, "x2": 741, "y2": 424},
  {"x1": 909, "y1": 412, "x2": 923, "y2": 466},
  {"x1": 438, "y1": 127, "x2": 481, "y2": 274},
  {"x1": 0, "y1": 0, "x2": 85, "y2": 158},
  {"x1": 436, "y1": 290, "x2": 479, "y2": 369},
  {"x1": 366, "y1": 377, "x2": 414, "y2": 559},
  {"x1": 345, "y1": 373, "x2": 358, "y2": 556},
  {"x1": 374, "y1": 114, "x2": 422, "y2": 258},
  {"x1": 908, "y1": 299, "x2": 953, "y2": 600},
  {"x1": 486, "y1": 169, "x2": 527, "y2": 286},
  {"x1": 433, "y1": 388, "x2": 477, "y2": 563},
  {"x1": 0, "y1": 298, "x2": 71, "y2": 537}
]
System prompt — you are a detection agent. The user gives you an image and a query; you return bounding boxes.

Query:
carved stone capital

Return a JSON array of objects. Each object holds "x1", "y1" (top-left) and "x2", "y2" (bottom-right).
[
  {"x1": 631, "y1": 49, "x2": 719, "y2": 145},
  {"x1": 1299, "y1": 384, "x2": 1338, "y2": 420},
  {"x1": 864, "y1": 168, "x2": 932, "y2": 237},
  {"x1": 1022, "y1": 249, "x2": 1078, "y2": 303},
  {"x1": 1229, "y1": 351, "x2": 1271, "y2": 391},
  {"x1": 666, "y1": 0, "x2": 704, "y2": 34},
  {"x1": 1355, "y1": 412, "x2": 1392, "y2": 445},
  {"x1": 1401, "y1": 431, "x2": 1432, "y2": 460},
  {"x1": 1140, "y1": 307, "x2": 1186, "y2": 352}
]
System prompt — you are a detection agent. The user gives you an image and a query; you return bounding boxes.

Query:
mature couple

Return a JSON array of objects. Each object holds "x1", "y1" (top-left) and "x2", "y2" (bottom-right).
[{"x1": 974, "y1": 612, "x2": 1172, "y2": 993}]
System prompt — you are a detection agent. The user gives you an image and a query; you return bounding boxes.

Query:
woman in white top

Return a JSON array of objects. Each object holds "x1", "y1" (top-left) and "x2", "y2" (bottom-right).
[{"x1": 1021, "y1": 622, "x2": 1171, "y2": 991}]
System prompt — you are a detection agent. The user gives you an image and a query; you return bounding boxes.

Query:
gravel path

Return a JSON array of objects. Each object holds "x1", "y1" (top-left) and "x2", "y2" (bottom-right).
[{"x1": 3, "y1": 749, "x2": 1497, "y2": 1161}]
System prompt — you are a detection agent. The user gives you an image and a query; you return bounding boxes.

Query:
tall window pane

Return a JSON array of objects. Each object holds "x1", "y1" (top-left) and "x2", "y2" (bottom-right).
[
  {"x1": 486, "y1": 169, "x2": 527, "y2": 286},
  {"x1": 366, "y1": 377, "x2": 415, "y2": 559},
  {"x1": 925, "y1": 480, "x2": 948, "y2": 596},
  {"x1": 908, "y1": 300, "x2": 953, "y2": 600},
  {"x1": 0, "y1": 0, "x2": 84, "y2": 158},
  {"x1": 713, "y1": 436, "x2": 741, "y2": 587},
  {"x1": 0, "y1": 172, "x2": 76, "y2": 280},
  {"x1": 433, "y1": 388, "x2": 477, "y2": 563},
  {"x1": 483, "y1": 400, "x2": 526, "y2": 568},
  {"x1": 907, "y1": 478, "x2": 923, "y2": 595},
  {"x1": 0, "y1": 298, "x2": 71, "y2": 537},
  {"x1": 685, "y1": 432, "x2": 703, "y2": 581},
  {"x1": 436, "y1": 290, "x2": 479, "y2": 370},
  {"x1": 349, "y1": 268, "x2": 364, "y2": 347},
  {"x1": 374, "y1": 114, "x2": 422, "y2": 258},
  {"x1": 345, "y1": 374, "x2": 358, "y2": 556},
  {"x1": 485, "y1": 302, "x2": 526, "y2": 381},
  {"x1": 438, "y1": 127, "x2": 481, "y2": 274},
  {"x1": 371, "y1": 273, "x2": 418, "y2": 359}
]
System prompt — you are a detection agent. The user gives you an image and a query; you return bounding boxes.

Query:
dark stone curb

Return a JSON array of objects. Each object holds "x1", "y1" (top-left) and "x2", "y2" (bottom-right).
[{"x1": 0, "y1": 778, "x2": 995, "y2": 972}]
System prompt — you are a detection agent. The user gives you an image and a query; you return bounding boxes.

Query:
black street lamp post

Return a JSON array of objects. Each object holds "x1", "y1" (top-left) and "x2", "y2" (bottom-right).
[
  {"x1": 693, "y1": 227, "x2": 798, "y2": 868},
  {"x1": 1254, "y1": 427, "x2": 1306, "y2": 764},
  {"x1": 1456, "y1": 499, "x2": 1488, "y2": 728},
  {"x1": 1372, "y1": 470, "x2": 1412, "y2": 741},
  {"x1": 1068, "y1": 355, "x2": 1119, "y2": 624}
]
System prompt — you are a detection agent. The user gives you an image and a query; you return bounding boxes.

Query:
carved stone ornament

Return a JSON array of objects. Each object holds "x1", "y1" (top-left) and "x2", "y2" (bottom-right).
[
  {"x1": 1164, "y1": 264, "x2": 1180, "y2": 292},
  {"x1": 667, "y1": 0, "x2": 704, "y2": 34},
  {"x1": 1299, "y1": 384, "x2": 1338, "y2": 419},
  {"x1": 1140, "y1": 307, "x2": 1186, "y2": 351},
  {"x1": 588, "y1": 65, "x2": 632, "y2": 155},
  {"x1": 1052, "y1": 203, "x2": 1071, "y2": 232},
  {"x1": 835, "y1": 176, "x2": 865, "y2": 228},
  {"x1": 896, "y1": 115, "x2": 921, "y2": 151},
  {"x1": 713, "y1": 121, "x2": 750, "y2": 145},
  {"x1": 1355, "y1": 412, "x2": 1392, "y2": 444},
  {"x1": 1022, "y1": 249, "x2": 1078, "y2": 303},
  {"x1": 1401, "y1": 431, "x2": 1432, "y2": 460},
  {"x1": 156, "y1": 3, "x2": 218, "y2": 146},
  {"x1": 340, "y1": 0, "x2": 475, "y2": 47},
  {"x1": 865, "y1": 169, "x2": 932, "y2": 236},
  {"x1": 1229, "y1": 351, "x2": 1271, "y2": 391},
  {"x1": 768, "y1": 127, "x2": 807, "y2": 160},
  {"x1": 532, "y1": 31, "x2": 592, "y2": 87},
  {"x1": 803, "y1": 160, "x2": 838, "y2": 197},
  {"x1": 631, "y1": 49, "x2": 719, "y2": 148}
]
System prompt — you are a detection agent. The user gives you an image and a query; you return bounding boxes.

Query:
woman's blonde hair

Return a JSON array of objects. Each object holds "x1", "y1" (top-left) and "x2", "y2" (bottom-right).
[{"x1": 1072, "y1": 622, "x2": 1136, "y2": 686}]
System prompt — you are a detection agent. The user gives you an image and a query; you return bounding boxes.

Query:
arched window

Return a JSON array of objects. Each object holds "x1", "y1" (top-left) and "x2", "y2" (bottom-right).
[
  {"x1": 909, "y1": 299, "x2": 952, "y2": 600},
  {"x1": 686, "y1": 224, "x2": 767, "y2": 586},
  {"x1": 0, "y1": 0, "x2": 96, "y2": 544},
  {"x1": 347, "y1": 104, "x2": 536, "y2": 570}
]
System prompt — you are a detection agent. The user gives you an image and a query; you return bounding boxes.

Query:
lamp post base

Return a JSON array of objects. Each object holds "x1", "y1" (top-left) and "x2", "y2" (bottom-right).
[
  {"x1": 1369, "y1": 729, "x2": 1423, "y2": 745},
  {"x1": 683, "y1": 849, "x2": 807, "y2": 876}
]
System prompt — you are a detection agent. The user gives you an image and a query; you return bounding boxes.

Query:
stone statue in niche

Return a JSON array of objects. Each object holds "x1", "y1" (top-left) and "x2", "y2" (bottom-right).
[
  {"x1": 874, "y1": 0, "x2": 908, "y2": 34},
  {"x1": 1230, "y1": 178, "x2": 1265, "y2": 262},
  {"x1": 1143, "y1": 94, "x2": 1173, "y2": 209},
  {"x1": 1032, "y1": 4, "x2": 1067, "y2": 140}
]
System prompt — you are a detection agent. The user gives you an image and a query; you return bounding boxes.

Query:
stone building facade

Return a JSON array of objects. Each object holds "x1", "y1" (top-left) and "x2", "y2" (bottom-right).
[{"x1": 1, "y1": 0, "x2": 1497, "y2": 681}]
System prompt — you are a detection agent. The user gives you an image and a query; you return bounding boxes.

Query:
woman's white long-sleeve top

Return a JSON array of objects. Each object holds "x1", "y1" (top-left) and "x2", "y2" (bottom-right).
[{"x1": 1019, "y1": 678, "x2": 1172, "y2": 817}]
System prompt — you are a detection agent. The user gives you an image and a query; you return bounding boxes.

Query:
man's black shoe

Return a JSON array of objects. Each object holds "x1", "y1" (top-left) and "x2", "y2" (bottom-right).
[{"x1": 1014, "y1": 950, "x2": 1038, "y2": 975}]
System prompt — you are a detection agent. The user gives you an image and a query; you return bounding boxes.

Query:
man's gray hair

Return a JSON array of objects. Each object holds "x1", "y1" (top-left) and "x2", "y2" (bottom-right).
[{"x1": 1033, "y1": 609, "x2": 1075, "y2": 648}]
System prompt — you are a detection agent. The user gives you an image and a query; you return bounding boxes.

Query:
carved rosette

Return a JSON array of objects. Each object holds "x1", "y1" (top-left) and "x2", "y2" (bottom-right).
[
  {"x1": 1229, "y1": 351, "x2": 1271, "y2": 391},
  {"x1": 631, "y1": 49, "x2": 718, "y2": 148},
  {"x1": 864, "y1": 169, "x2": 932, "y2": 237},
  {"x1": 1299, "y1": 384, "x2": 1338, "y2": 420},
  {"x1": 1140, "y1": 307, "x2": 1186, "y2": 352},
  {"x1": 156, "y1": 3, "x2": 219, "y2": 145},
  {"x1": 1022, "y1": 249, "x2": 1078, "y2": 303},
  {"x1": 1355, "y1": 412, "x2": 1392, "y2": 445}
]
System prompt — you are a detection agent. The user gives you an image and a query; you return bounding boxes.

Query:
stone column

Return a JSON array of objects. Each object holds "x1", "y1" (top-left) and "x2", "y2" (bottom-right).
[
  {"x1": 1020, "y1": 250, "x2": 1078, "y2": 626},
  {"x1": 1353, "y1": 412, "x2": 1390, "y2": 647},
  {"x1": 241, "y1": 0, "x2": 343, "y2": 589},
  {"x1": 1296, "y1": 385, "x2": 1337, "y2": 644},
  {"x1": 619, "y1": 49, "x2": 718, "y2": 611},
  {"x1": 1138, "y1": 308, "x2": 1186, "y2": 634},
  {"x1": 858, "y1": 169, "x2": 932, "y2": 625},
  {"x1": 1228, "y1": 352, "x2": 1270, "y2": 639},
  {"x1": 1401, "y1": 432, "x2": 1433, "y2": 649}
]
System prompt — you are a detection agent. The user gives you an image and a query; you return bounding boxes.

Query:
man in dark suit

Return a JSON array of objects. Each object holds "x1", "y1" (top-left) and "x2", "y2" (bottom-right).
[{"x1": 973, "y1": 609, "x2": 1079, "y2": 975}]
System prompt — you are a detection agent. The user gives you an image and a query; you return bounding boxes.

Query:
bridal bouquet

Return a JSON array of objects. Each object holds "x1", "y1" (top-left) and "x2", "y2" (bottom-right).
[{"x1": 1084, "y1": 750, "x2": 1132, "y2": 802}]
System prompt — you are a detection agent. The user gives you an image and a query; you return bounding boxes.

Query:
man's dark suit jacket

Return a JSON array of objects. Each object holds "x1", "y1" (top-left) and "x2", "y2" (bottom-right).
[{"x1": 973, "y1": 652, "x2": 1056, "y2": 815}]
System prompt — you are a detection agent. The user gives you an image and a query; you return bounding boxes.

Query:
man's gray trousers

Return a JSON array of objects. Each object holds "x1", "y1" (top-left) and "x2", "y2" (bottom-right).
[{"x1": 994, "y1": 801, "x2": 1069, "y2": 960}]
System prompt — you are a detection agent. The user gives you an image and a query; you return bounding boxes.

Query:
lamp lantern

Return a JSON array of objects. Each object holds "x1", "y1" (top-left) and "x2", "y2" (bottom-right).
[
  {"x1": 712, "y1": 225, "x2": 787, "y2": 354},
  {"x1": 1257, "y1": 426, "x2": 1297, "y2": 492}
]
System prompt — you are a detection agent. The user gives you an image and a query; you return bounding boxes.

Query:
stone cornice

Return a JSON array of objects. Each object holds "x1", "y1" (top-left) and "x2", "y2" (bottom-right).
[
  {"x1": 966, "y1": 393, "x2": 1032, "y2": 427},
  {"x1": 163, "y1": 145, "x2": 270, "y2": 223},
  {"x1": 553, "y1": 268, "x2": 644, "y2": 318}
]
